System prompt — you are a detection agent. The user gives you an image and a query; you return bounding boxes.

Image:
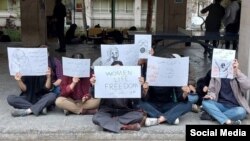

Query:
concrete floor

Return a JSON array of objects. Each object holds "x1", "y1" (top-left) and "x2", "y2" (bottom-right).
[{"x1": 0, "y1": 41, "x2": 249, "y2": 141}]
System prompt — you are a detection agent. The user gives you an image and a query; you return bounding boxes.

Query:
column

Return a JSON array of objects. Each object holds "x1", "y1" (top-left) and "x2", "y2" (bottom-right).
[
  {"x1": 20, "y1": 0, "x2": 46, "y2": 46},
  {"x1": 238, "y1": 0, "x2": 250, "y2": 103},
  {"x1": 134, "y1": 0, "x2": 141, "y2": 28}
]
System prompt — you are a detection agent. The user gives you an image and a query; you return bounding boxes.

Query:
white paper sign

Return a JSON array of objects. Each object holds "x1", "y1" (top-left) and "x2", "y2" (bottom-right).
[
  {"x1": 101, "y1": 44, "x2": 139, "y2": 66},
  {"x1": 146, "y1": 56, "x2": 189, "y2": 86},
  {"x1": 211, "y1": 48, "x2": 235, "y2": 79},
  {"x1": 94, "y1": 66, "x2": 141, "y2": 98},
  {"x1": 8, "y1": 47, "x2": 48, "y2": 76},
  {"x1": 135, "y1": 34, "x2": 152, "y2": 59},
  {"x1": 62, "y1": 57, "x2": 90, "y2": 78}
]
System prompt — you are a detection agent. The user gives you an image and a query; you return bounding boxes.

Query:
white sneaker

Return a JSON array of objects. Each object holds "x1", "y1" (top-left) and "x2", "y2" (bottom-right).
[
  {"x1": 173, "y1": 118, "x2": 179, "y2": 125},
  {"x1": 145, "y1": 118, "x2": 159, "y2": 127}
]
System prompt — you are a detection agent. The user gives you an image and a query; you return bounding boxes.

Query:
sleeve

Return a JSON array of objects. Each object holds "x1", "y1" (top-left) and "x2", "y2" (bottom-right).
[
  {"x1": 207, "y1": 78, "x2": 217, "y2": 99},
  {"x1": 175, "y1": 87, "x2": 188, "y2": 102},
  {"x1": 60, "y1": 76, "x2": 74, "y2": 97},
  {"x1": 81, "y1": 76, "x2": 92, "y2": 98},
  {"x1": 201, "y1": 4, "x2": 211, "y2": 14},
  {"x1": 235, "y1": 71, "x2": 250, "y2": 90},
  {"x1": 54, "y1": 58, "x2": 63, "y2": 79}
]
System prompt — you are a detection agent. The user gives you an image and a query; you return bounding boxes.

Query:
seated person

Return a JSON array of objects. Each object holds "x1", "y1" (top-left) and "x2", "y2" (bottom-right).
[
  {"x1": 140, "y1": 83, "x2": 192, "y2": 126},
  {"x1": 196, "y1": 69, "x2": 211, "y2": 106},
  {"x1": 172, "y1": 54, "x2": 199, "y2": 112},
  {"x1": 65, "y1": 24, "x2": 84, "y2": 44},
  {"x1": 138, "y1": 54, "x2": 192, "y2": 126},
  {"x1": 202, "y1": 59, "x2": 250, "y2": 125},
  {"x1": 7, "y1": 69, "x2": 57, "y2": 117},
  {"x1": 90, "y1": 61, "x2": 146, "y2": 133},
  {"x1": 55, "y1": 53, "x2": 100, "y2": 115},
  {"x1": 40, "y1": 44, "x2": 63, "y2": 96}
]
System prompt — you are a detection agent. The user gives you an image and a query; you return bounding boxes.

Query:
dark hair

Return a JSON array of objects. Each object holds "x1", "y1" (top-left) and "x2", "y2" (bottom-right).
[
  {"x1": 215, "y1": 0, "x2": 222, "y2": 3},
  {"x1": 111, "y1": 61, "x2": 123, "y2": 66},
  {"x1": 70, "y1": 24, "x2": 77, "y2": 30},
  {"x1": 71, "y1": 53, "x2": 84, "y2": 59}
]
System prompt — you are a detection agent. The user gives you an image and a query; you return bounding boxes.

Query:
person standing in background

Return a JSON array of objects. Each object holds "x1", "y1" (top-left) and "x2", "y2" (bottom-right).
[
  {"x1": 201, "y1": 0, "x2": 225, "y2": 56},
  {"x1": 53, "y1": 0, "x2": 67, "y2": 52},
  {"x1": 223, "y1": 0, "x2": 241, "y2": 50}
]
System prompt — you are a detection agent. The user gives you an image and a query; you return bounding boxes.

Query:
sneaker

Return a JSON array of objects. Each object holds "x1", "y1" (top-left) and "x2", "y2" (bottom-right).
[
  {"x1": 232, "y1": 120, "x2": 242, "y2": 125},
  {"x1": 123, "y1": 123, "x2": 141, "y2": 131},
  {"x1": 63, "y1": 110, "x2": 70, "y2": 116},
  {"x1": 42, "y1": 108, "x2": 47, "y2": 115},
  {"x1": 11, "y1": 109, "x2": 29, "y2": 117},
  {"x1": 200, "y1": 111, "x2": 214, "y2": 121},
  {"x1": 173, "y1": 118, "x2": 179, "y2": 125},
  {"x1": 192, "y1": 104, "x2": 201, "y2": 113},
  {"x1": 145, "y1": 118, "x2": 159, "y2": 127}
]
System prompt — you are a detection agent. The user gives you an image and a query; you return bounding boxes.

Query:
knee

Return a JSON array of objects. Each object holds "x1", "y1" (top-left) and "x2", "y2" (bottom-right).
[
  {"x1": 235, "y1": 107, "x2": 247, "y2": 119},
  {"x1": 7, "y1": 95, "x2": 16, "y2": 105},
  {"x1": 202, "y1": 100, "x2": 213, "y2": 109},
  {"x1": 188, "y1": 94, "x2": 199, "y2": 104},
  {"x1": 55, "y1": 97, "x2": 66, "y2": 107},
  {"x1": 47, "y1": 93, "x2": 57, "y2": 102},
  {"x1": 92, "y1": 113, "x2": 101, "y2": 125}
]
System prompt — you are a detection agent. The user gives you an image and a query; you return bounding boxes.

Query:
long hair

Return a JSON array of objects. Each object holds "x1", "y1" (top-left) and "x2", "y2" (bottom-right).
[
  {"x1": 71, "y1": 53, "x2": 84, "y2": 59},
  {"x1": 111, "y1": 61, "x2": 123, "y2": 66}
]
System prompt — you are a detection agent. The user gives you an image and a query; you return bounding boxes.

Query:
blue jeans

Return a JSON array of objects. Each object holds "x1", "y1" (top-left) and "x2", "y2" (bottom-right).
[
  {"x1": 51, "y1": 85, "x2": 61, "y2": 96},
  {"x1": 202, "y1": 100, "x2": 247, "y2": 124},
  {"x1": 139, "y1": 101, "x2": 192, "y2": 124},
  {"x1": 188, "y1": 93, "x2": 199, "y2": 104}
]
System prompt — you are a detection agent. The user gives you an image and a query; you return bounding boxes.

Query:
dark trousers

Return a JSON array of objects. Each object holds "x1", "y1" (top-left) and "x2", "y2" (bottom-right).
[
  {"x1": 139, "y1": 101, "x2": 192, "y2": 124},
  {"x1": 225, "y1": 24, "x2": 239, "y2": 50},
  {"x1": 56, "y1": 20, "x2": 66, "y2": 50},
  {"x1": 7, "y1": 92, "x2": 57, "y2": 116},
  {"x1": 92, "y1": 108, "x2": 144, "y2": 133}
]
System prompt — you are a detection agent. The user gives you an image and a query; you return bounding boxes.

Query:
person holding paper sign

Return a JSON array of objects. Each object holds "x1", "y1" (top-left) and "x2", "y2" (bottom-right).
[
  {"x1": 40, "y1": 45, "x2": 63, "y2": 96},
  {"x1": 90, "y1": 61, "x2": 146, "y2": 133},
  {"x1": 138, "y1": 54, "x2": 192, "y2": 126},
  {"x1": 55, "y1": 53, "x2": 100, "y2": 115},
  {"x1": 7, "y1": 68, "x2": 57, "y2": 117},
  {"x1": 202, "y1": 59, "x2": 250, "y2": 125}
]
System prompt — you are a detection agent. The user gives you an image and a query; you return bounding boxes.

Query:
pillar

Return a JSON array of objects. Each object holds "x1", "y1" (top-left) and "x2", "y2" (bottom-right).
[
  {"x1": 134, "y1": 0, "x2": 141, "y2": 28},
  {"x1": 238, "y1": 0, "x2": 250, "y2": 103},
  {"x1": 20, "y1": 0, "x2": 47, "y2": 46}
]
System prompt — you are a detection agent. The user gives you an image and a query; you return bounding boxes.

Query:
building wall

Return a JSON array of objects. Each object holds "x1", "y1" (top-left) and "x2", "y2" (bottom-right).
[
  {"x1": 0, "y1": 0, "x2": 21, "y2": 27},
  {"x1": 156, "y1": 0, "x2": 187, "y2": 33}
]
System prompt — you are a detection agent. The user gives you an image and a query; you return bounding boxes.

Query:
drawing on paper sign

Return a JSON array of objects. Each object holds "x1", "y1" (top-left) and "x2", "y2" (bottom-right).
[
  {"x1": 11, "y1": 49, "x2": 31, "y2": 74},
  {"x1": 8, "y1": 47, "x2": 48, "y2": 76},
  {"x1": 101, "y1": 44, "x2": 139, "y2": 66},
  {"x1": 138, "y1": 40, "x2": 148, "y2": 53},
  {"x1": 211, "y1": 48, "x2": 235, "y2": 79},
  {"x1": 214, "y1": 60, "x2": 232, "y2": 78},
  {"x1": 146, "y1": 56, "x2": 189, "y2": 86},
  {"x1": 105, "y1": 46, "x2": 120, "y2": 65}
]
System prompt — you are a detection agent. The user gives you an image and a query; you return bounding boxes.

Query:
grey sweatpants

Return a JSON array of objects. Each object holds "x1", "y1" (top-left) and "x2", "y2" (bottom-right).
[{"x1": 7, "y1": 92, "x2": 57, "y2": 115}]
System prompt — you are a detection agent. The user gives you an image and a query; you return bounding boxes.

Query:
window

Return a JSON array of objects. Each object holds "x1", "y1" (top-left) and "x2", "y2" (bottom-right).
[
  {"x1": 93, "y1": 0, "x2": 133, "y2": 14},
  {"x1": 93, "y1": 0, "x2": 111, "y2": 13},
  {"x1": 115, "y1": 0, "x2": 133, "y2": 14}
]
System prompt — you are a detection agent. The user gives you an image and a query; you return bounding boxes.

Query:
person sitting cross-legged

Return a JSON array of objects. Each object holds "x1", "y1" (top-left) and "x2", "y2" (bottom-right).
[
  {"x1": 55, "y1": 53, "x2": 100, "y2": 115},
  {"x1": 7, "y1": 69, "x2": 57, "y2": 117},
  {"x1": 202, "y1": 59, "x2": 250, "y2": 125},
  {"x1": 91, "y1": 61, "x2": 146, "y2": 133}
]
